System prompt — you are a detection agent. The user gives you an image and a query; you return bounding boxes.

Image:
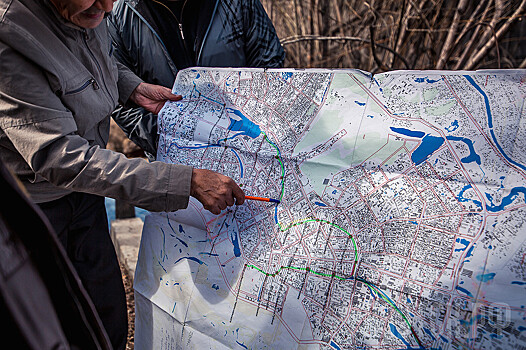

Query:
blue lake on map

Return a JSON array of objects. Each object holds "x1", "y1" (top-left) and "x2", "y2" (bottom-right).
[
  {"x1": 230, "y1": 229, "x2": 241, "y2": 257},
  {"x1": 411, "y1": 135, "x2": 445, "y2": 165},
  {"x1": 455, "y1": 237, "x2": 470, "y2": 252},
  {"x1": 446, "y1": 120, "x2": 459, "y2": 132},
  {"x1": 476, "y1": 273, "x2": 496, "y2": 282},
  {"x1": 390, "y1": 125, "x2": 524, "y2": 213},
  {"x1": 446, "y1": 136, "x2": 481, "y2": 165},
  {"x1": 390, "y1": 127, "x2": 425, "y2": 138},
  {"x1": 389, "y1": 127, "x2": 444, "y2": 165},
  {"x1": 456, "y1": 285, "x2": 474, "y2": 297},
  {"x1": 389, "y1": 127, "x2": 482, "y2": 166},
  {"x1": 226, "y1": 108, "x2": 261, "y2": 139}
]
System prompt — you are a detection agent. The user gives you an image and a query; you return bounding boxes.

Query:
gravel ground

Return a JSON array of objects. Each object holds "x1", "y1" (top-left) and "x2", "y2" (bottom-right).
[{"x1": 120, "y1": 263, "x2": 135, "y2": 350}]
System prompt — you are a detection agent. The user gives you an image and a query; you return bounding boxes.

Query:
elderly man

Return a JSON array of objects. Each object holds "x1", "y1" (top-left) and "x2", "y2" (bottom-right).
[{"x1": 0, "y1": 0, "x2": 244, "y2": 349}]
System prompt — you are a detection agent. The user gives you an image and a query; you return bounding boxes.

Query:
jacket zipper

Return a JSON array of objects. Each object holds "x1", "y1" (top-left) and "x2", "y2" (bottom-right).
[
  {"x1": 127, "y1": 4, "x2": 178, "y2": 76},
  {"x1": 173, "y1": 0, "x2": 190, "y2": 59},
  {"x1": 81, "y1": 30, "x2": 114, "y2": 144},
  {"x1": 82, "y1": 31, "x2": 112, "y2": 102},
  {"x1": 179, "y1": 23, "x2": 184, "y2": 40},
  {"x1": 196, "y1": 0, "x2": 220, "y2": 64},
  {"x1": 64, "y1": 78, "x2": 99, "y2": 95},
  {"x1": 128, "y1": 0, "x2": 218, "y2": 68},
  {"x1": 150, "y1": 0, "x2": 191, "y2": 63}
]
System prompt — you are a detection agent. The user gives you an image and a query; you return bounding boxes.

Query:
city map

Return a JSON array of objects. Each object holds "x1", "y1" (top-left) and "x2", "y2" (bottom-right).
[{"x1": 134, "y1": 68, "x2": 526, "y2": 349}]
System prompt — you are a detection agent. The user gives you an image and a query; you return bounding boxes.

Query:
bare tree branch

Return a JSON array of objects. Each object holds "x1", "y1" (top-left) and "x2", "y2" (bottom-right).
[
  {"x1": 261, "y1": 0, "x2": 525, "y2": 70},
  {"x1": 436, "y1": 0, "x2": 469, "y2": 69},
  {"x1": 464, "y1": 0, "x2": 526, "y2": 69}
]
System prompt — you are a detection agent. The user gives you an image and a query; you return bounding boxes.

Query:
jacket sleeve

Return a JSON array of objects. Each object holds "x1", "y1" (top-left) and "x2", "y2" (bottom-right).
[
  {"x1": 108, "y1": 12, "x2": 136, "y2": 80},
  {"x1": 0, "y1": 44, "x2": 191, "y2": 212},
  {"x1": 243, "y1": 0, "x2": 285, "y2": 68},
  {"x1": 113, "y1": 59, "x2": 160, "y2": 158},
  {"x1": 108, "y1": 13, "x2": 159, "y2": 158},
  {"x1": 111, "y1": 105, "x2": 159, "y2": 159},
  {"x1": 116, "y1": 60, "x2": 143, "y2": 105}
]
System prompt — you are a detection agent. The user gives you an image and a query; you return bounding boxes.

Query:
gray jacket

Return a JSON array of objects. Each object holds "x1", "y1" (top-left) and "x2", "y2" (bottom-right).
[
  {"x1": 0, "y1": 0, "x2": 192, "y2": 212},
  {"x1": 108, "y1": 0, "x2": 285, "y2": 156}
]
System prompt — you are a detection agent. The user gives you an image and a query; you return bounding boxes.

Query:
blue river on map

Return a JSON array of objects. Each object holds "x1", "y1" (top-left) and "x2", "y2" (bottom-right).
[
  {"x1": 390, "y1": 126, "x2": 526, "y2": 211},
  {"x1": 174, "y1": 256, "x2": 206, "y2": 265},
  {"x1": 170, "y1": 106, "x2": 262, "y2": 179},
  {"x1": 464, "y1": 245, "x2": 475, "y2": 262},
  {"x1": 463, "y1": 75, "x2": 526, "y2": 171},
  {"x1": 423, "y1": 327, "x2": 436, "y2": 340},
  {"x1": 170, "y1": 142, "x2": 245, "y2": 178},
  {"x1": 440, "y1": 335, "x2": 449, "y2": 343},
  {"x1": 456, "y1": 184, "x2": 483, "y2": 209},
  {"x1": 330, "y1": 341, "x2": 341, "y2": 350},
  {"x1": 446, "y1": 136, "x2": 481, "y2": 165},
  {"x1": 485, "y1": 187, "x2": 526, "y2": 212},
  {"x1": 389, "y1": 323, "x2": 410, "y2": 347}
]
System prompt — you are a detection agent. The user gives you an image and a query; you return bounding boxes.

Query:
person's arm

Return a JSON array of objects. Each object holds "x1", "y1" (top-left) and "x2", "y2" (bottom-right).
[
  {"x1": 124, "y1": 81, "x2": 247, "y2": 212},
  {"x1": 111, "y1": 46, "x2": 162, "y2": 157},
  {"x1": 107, "y1": 12, "x2": 135, "y2": 79},
  {"x1": 0, "y1": 65, "x2": 189, "y2": 212},
  {"x1": 0, "y1": 44, "x2": 243, "y2": 213},
  {"x1": 243, "y1": 0, "x2": 285, "y2": 68},
  {"x1": 110, "y1": 105, "x2": 158, "y2": 158}
]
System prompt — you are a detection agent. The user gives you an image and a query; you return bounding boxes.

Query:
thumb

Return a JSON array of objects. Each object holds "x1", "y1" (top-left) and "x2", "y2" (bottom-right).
[{"x1": 157, "y1": 86, "x2": 181, "y2": 101}]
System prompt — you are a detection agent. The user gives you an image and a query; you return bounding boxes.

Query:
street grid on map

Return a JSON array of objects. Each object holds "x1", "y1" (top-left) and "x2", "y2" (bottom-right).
[{"x1": 134, "y1": 68, "x2": 526, "y2": 350}]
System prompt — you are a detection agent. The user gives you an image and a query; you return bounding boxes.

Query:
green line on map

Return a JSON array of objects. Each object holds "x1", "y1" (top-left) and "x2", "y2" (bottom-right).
[
  {"x1": 261, "y1": 131, "x2": 286, "y2": 200},
  {"x1": 250, "y1": 129, "x2": 422, "y2": 348}
]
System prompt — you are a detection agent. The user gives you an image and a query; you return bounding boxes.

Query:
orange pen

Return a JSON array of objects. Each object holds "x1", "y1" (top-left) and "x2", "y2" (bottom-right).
[{"x1": 245, "y1": 195, "x2": 280, "y2": 204}]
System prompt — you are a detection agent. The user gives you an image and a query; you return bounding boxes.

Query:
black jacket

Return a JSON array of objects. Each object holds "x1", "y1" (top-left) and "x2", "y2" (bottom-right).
[{"x1": 108, "y1": 0, "x2": 285, "y2": 157}]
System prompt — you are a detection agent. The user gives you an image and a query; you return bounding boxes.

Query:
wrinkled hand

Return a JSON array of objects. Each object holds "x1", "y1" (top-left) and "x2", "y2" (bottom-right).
[
  {"x1": 190, "y1": 169, "x2": 245, "y2": 215},
  {"x1": 129, "y1": 82, "x2": 181, "y2": 114}
]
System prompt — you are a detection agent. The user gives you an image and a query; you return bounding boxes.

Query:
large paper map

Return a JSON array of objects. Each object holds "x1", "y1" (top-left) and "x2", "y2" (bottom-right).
[{"x1": 134, "y1": 68, "x2": 526, "y2": 350}]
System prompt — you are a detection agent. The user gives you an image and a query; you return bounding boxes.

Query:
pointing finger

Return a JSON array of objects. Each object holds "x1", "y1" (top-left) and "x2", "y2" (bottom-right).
[{"x1": 232, "y1": 183, "x2": 245, "y2": 205}]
